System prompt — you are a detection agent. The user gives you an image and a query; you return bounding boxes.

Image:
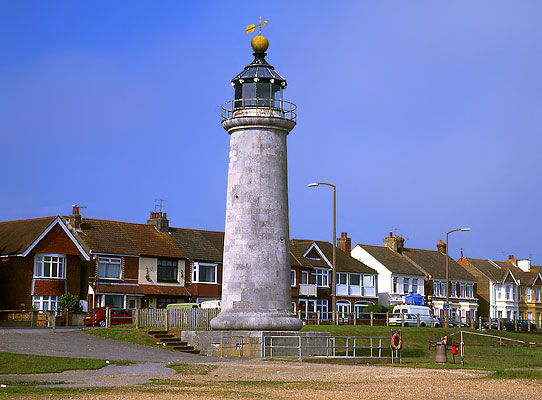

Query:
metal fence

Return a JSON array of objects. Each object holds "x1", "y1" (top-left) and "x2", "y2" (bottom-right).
[{"x1": 136, "y1": 308, "x2": 220, "y2": 331}]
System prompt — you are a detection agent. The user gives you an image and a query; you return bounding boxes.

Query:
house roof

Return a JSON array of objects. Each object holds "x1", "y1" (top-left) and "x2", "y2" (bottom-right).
[
  {"x1": 493, "y1": 260, "x2": 541, "y2": 286},
  {"x1": 464, "y1": 258, "x2": 509, "y2": 282},
  {"x1": 77, "y1": 219, "x2": 185, "y2": 259},
  {"x1": 357, "y1": 244, "x2": 425, "y2": 276},
  {"x1": 0, "y1": 216, "x2": 57, "y2": 255},
  {"x1": 290, "y1": 239, "x2": 377, "y2": 274},
  {"x1": 169, "y1": 228, "x2": 224, "y2": 263},
  {"x1": 401, "y1": 247, "x2": 475, "y2": 281}
]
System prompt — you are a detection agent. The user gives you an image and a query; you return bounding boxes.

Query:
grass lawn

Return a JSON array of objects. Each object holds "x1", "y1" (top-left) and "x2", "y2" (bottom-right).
[
  {"x1": 0, "y1": 352, "x2": 110, "y2": 375},
  {"x1": 83, "y1": 324, "x2": 174, "y2": 350},
  {"x1": 302, "y1": 324, "x2": 542, "y2": 377}
]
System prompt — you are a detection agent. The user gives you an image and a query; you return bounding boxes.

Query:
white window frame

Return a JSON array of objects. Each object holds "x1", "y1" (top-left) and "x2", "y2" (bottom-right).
[
  {"x1": 467, "y1": 283, "x2": 473, "y2": 298},
  {"x1": 403, "y1": 278, "x2": 410, "y2": 293},
  {"x1": 192, "y1": 262, "x2": 218, "y2": 284},
  {"x1": 362, "y1": 275, "x2": 376, "y2": 297},
  {"x1": 451, "y1": 282, "x2": 457, "y2": 297},
  {"x1": 98, "y1": 256, "x2": 122, "y2": 280},
  {"x1": 526, "y1": 287, "x2": 532, "y2": 302},
  {"x1": 312, "y1": 268, "x2": 329, "y2": 287},
  {"x1": 291, "y1": 269, "x2": 296, "y2": 287},
  {"x1": 412, "y1": 278, "x2": 418, "y2": 294},
  {"x1": 34, "y1": 254, "x2": 66, "y2": 279},
  {"x1": 32, "y1": 295, "x2": 59, "y2": 311},
  {"x1": 460, "y1": 282, "x2": 466, "y2": 298},
  {"x1": 433, "y1": 280, "x2": 441, "y2": 297},
  {"x1": 392, "y1": 276, "x2": 398, "y2": 293},
  {"x1": 301, "y1": 270, "x2": 309, "y2": 285}
]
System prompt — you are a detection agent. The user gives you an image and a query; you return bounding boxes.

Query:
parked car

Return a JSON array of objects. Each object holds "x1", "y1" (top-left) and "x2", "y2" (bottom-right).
[
  {"x1": 481, "y1": 318, "x2": 515, "y2": 330},
  {"x1": 518, "y1": 320, "x2": 537, "y2": 331},
  {"x1": 436, "y1": 317, "x2": 468, "y2": 328},
  {"x1": 84, "y1": 307, "x2": 132, "y2": 327}
]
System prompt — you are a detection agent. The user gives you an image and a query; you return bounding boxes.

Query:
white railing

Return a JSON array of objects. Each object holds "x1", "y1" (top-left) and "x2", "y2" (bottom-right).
[{"x1": 299, "y1": 284, "x2": 317, "y2": 297}]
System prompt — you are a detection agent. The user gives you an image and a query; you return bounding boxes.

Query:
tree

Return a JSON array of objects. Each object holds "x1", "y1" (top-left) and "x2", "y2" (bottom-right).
[{"x1": 57, "y1": 293, "x2": 81, "y2": 313}]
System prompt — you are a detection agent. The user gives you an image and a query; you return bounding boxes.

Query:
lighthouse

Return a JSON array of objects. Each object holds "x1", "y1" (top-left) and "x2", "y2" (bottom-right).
[{"x1": 210, "y1": 33, "x2": 302, "y2": 331}]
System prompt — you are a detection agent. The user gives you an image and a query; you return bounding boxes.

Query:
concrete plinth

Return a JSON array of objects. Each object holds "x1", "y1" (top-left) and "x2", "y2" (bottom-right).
[{"x1": 182, "y1": 330, "x2": 330, "y2": 359}]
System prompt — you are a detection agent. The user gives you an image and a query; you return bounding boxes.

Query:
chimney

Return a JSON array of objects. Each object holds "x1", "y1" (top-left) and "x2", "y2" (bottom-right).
[
  {"x1": 69, "y1": 204, "x2": 82, "y2": 231},
  {"x1": 147, "y1": 211, "x2": 169, "y2": 233},
  {"x1": 383, "y1": 232, "x2": 404, "y2": 254},
  {"x1": 336, "y1": 232, "x2": 351, "y2": 253},
  {"x1": 437, "y1": 239, "x2": 447, "y2": 254},
  {"x1": 517, "y1": 259, "x2": 531, "y2": 272}
]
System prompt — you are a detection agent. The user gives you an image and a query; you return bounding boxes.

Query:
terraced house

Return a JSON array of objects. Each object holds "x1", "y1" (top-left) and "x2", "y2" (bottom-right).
[
  {"x1": 459, "y1": 254, "x2": 542, "y2": 325},
  {"x1": 352, "y1": 233, "x2": 478, "y2": 323}
]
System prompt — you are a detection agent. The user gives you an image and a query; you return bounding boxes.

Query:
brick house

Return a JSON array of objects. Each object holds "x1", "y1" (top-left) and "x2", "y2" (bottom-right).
[
  {"x1": 459, "y1": 255, "x2": 542, "y2": 325},
  {"x1": 290, "y1": 237, "x2": 378, "y2": 319},
  {"x1": 0, "y1": 216, "x2": 89, "y2": 311}
]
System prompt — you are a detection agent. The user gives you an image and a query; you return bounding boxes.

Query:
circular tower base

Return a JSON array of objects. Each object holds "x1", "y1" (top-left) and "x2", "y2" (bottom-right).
[{"x1": 210, "y1": 311, "x2": 303, "y2": 331}]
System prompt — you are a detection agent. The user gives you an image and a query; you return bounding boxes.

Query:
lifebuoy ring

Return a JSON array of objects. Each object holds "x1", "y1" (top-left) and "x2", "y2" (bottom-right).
[
  {"x1": 391, "y1": 332, "x2": 402, "y2": 350},
  {"x1": 441, "y1": 336, "x2": 447, "y2": 345}
]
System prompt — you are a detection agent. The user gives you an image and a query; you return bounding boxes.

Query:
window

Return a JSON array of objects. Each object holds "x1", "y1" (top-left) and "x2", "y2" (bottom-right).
[
  {"x1": 34, "y1": 255, "x2": 65, "y2": 278},
  {"x1": 403, "y1": 278, "x2": 410, "y2": 293},
  {"x1": 192, "y1": 262, "x2": 217, "y2": 283},
  {"x1": 518, "y1": 288, "x2": 522, "y2": 301},
  {"x1": 451, "y1": 282, "x2": 457, "y2": 297},
  {"x1": 527, "y1": 312, "x2": 533, "y2": 322},
  {"x1": 312, "y1": 268, "x2": 329, "y2": 287},
  {"x1": 467, "y1": 283, "x2": 473, "y2": 298},
  {"x1": 433, "y1": 281, "x2": 440, "y2": 297},
  {"x1": 157, "y1": 259, "x2": 178, "y2": 282},
  {"x1": 497, "y1": 284, "x2": 502, "y2": 300},
  {"x1": 505, "y1": 286, "x2": 510, "y2": 300},
  {"x1": 392, "y1": 277, "x2": 398, "y2": 293},
  {"x1": 460, "y1": 283, "x2": 466, "y2": 298},
  {"x1": 440, "y1": 282, "x2": 447, "y2": 297},
  {"x1": 32, "y1": 295, "x2": 58, "y2": 311},
  {"x1": 98, "y1": 257, "x2": 122, "y2": 279},
  {"x1": 536, "y1": 287, "x2": 541, "y2": 303},
  {"x1": 363, "y1": 275, "x2": 376, "y2": 297},
  {"x1": 301, "y1": 271, "x2": 309, "y2": 285},
  {"x1": 157, "y1": 297, "x2": 177, "y2": 308},
  {"x1": 291, "y1": 270, "x2": 296, "y2": 287},
  {"x1": 526, "y1": 287, "x2": 532, "y2": 302},
  {"x1": 412, "y1": 278, "x2": 418, "y2": 294},
  {"x1": 104, "y1": 294, "x2": 123, "y2": 308},
  {"x1": 337, "y1": 272, "x2": 347, "y2": 285},
  {"x1": 316, "y1": 299, "x2": 329, "y2": 320},
  {"x1": 350, "y1": 274, "x2": 361, "y2": 287},
  {"x1": 513, "y1": 286, "x2": 517, "y2": 301}
]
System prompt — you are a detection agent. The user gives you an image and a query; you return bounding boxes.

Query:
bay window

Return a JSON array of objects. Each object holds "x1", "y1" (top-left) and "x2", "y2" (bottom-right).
[
  {"x1": 32, "y1": 295, "x2": 58, "y2": 311},
  {"x1": 192, "y1": 262, "x2": 217, "y2": 284},
  {"x1": 34, "y1": 255, "x2": 65, "y2": 279},
  {"x1": 312, "y1": 268, "x2": 329, "y2": 287}
]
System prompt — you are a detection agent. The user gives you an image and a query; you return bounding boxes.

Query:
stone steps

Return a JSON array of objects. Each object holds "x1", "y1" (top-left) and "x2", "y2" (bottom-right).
[{"x1": 147, "y1": 330, "x2": 200, "y2": 354}]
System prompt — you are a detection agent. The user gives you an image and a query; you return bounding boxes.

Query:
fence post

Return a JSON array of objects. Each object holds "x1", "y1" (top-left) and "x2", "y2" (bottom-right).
[
  {"x1": 401, "y1": 313, "x2": 404, "y2": 327},
  {"x1": 370, "y1": 312, "x2": 374, "y2": 327},
  {"x1": 478, "y1": 316, "x2": 482, "y2": 330},
  {"x1": 416, "y1": 313, "x2": 420, "y2": 327},
  {"x1": 135, "y1": 309, "x2": 140, "y2": 329},
  {"x1": 498, "y1": 317, "x2": 501, "y2": 330},
  {"x1": 317, "y1": 310, "x2": 320, "y2": 325},
  {"x1": 354, "y1": 312, "x2": 357, "y2": 326},
  {"x1": 386, "y1": 312, "x2": 389, "y2": 326},
  {"x1": 165, "y1": 309, "x2": 169, "y2": 331},
  {"x1": 106, "y1": 308, "x2": 111, "y2": 328}
]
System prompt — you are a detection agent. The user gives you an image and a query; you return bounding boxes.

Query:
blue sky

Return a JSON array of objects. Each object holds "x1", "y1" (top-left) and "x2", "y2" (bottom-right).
[{"x1": 1, "y1": 1, "x2": 541, "y2": 264}]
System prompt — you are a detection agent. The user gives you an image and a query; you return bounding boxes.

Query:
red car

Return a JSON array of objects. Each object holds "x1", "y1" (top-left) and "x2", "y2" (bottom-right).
[{"x1": 84, "y1": 307, "x2": 133, "y2": 327}]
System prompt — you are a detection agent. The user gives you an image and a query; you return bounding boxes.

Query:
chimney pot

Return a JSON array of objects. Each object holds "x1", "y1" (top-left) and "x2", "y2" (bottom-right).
[
  {"x1": 389, "y1": 231, "x2": 393, "y2": 238},
  {"x1": 508, "y1": 255, "x2": 514, "y2": 260},
  {"x1": 337, "y1": 232, "x2": 351, "y2": 254}
]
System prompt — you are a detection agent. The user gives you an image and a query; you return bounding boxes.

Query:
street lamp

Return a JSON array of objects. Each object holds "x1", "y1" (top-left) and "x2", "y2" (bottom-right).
[
  {"x1": 445, "y1": 228, "x2": 471, "y2": 328},
  {"x1": 308, "y1": 182, "x2": 336, "y2": 323}
]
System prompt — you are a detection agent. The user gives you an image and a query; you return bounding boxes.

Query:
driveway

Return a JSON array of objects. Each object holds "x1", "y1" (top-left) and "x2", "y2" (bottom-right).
[{"x1": 0, "y1": 327, "x2": 211, "y2": 363}]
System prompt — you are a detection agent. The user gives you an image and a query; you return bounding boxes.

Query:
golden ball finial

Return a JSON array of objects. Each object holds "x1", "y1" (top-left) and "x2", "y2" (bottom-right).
[{"x1": 251, "y1": 35, "x2": 269, "y2": 53}]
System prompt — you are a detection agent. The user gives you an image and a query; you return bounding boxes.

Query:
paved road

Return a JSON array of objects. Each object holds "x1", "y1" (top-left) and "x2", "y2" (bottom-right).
[{"x1": 0, "y1": 327, "x2": 210, "y2": 363}]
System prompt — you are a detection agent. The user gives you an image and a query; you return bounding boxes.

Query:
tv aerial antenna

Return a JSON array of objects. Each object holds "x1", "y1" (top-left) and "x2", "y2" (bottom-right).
[{"x1": 154, "y1": 199, "x2": 167, "y2": 213}]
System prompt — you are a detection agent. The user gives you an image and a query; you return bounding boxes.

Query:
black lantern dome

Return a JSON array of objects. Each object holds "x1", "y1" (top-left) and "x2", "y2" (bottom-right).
[{"x1": 231, "y1": 35, "x2": 287, "y2": 108}]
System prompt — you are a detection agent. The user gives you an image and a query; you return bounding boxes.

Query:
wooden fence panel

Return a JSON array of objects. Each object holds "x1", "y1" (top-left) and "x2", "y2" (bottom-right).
[{"x1": 138, "y1": 308, "x2": 219, "y2": 330}]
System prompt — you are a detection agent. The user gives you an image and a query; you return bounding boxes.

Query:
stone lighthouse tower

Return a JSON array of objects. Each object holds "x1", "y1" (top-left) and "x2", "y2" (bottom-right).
[{"x1": 210, "y1": 34, "x2": 302, "y2": 331}]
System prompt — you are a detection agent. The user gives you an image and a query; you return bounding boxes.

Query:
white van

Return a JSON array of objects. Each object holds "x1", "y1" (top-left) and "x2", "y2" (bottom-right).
[
  {"x1": 200, "y1": 300, "x2": 221, "y2": 309},
  {"x1": 389, "y1": 304, "x2": 437, "y2": 327}
]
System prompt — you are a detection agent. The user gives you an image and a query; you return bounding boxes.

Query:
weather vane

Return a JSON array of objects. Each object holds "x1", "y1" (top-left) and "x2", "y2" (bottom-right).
[{"x1": 246, "y1": 17, "x2": 268, "y2": 35}]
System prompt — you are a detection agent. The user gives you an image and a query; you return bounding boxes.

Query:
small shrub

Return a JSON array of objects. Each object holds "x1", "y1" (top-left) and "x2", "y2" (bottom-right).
[{"x1": 57, "y1": 293, "x2": 81, "y2": 312}]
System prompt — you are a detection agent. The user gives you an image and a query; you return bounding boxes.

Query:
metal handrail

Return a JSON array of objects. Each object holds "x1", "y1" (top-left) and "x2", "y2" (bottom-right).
[{"x1": 221, "y1": 99, "x2": 297, "y2": 122}]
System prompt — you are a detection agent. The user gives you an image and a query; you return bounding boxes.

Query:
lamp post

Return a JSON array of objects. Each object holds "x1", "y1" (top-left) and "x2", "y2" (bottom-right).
[
  {"x1": 308, "y1": 182, "x2": 336, "y2": 323},
  {"x1": 445, "y1": 228, "x2": 470, "y2": 328}
]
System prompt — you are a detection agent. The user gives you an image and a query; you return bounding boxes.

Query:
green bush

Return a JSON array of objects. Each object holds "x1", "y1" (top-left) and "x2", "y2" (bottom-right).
[
  {"x1": 57, "y1": 293, "x2": 81, "y2": 312},
  {"x1": 363, "y1": 304, "x2": 389, "y2": 313}
]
